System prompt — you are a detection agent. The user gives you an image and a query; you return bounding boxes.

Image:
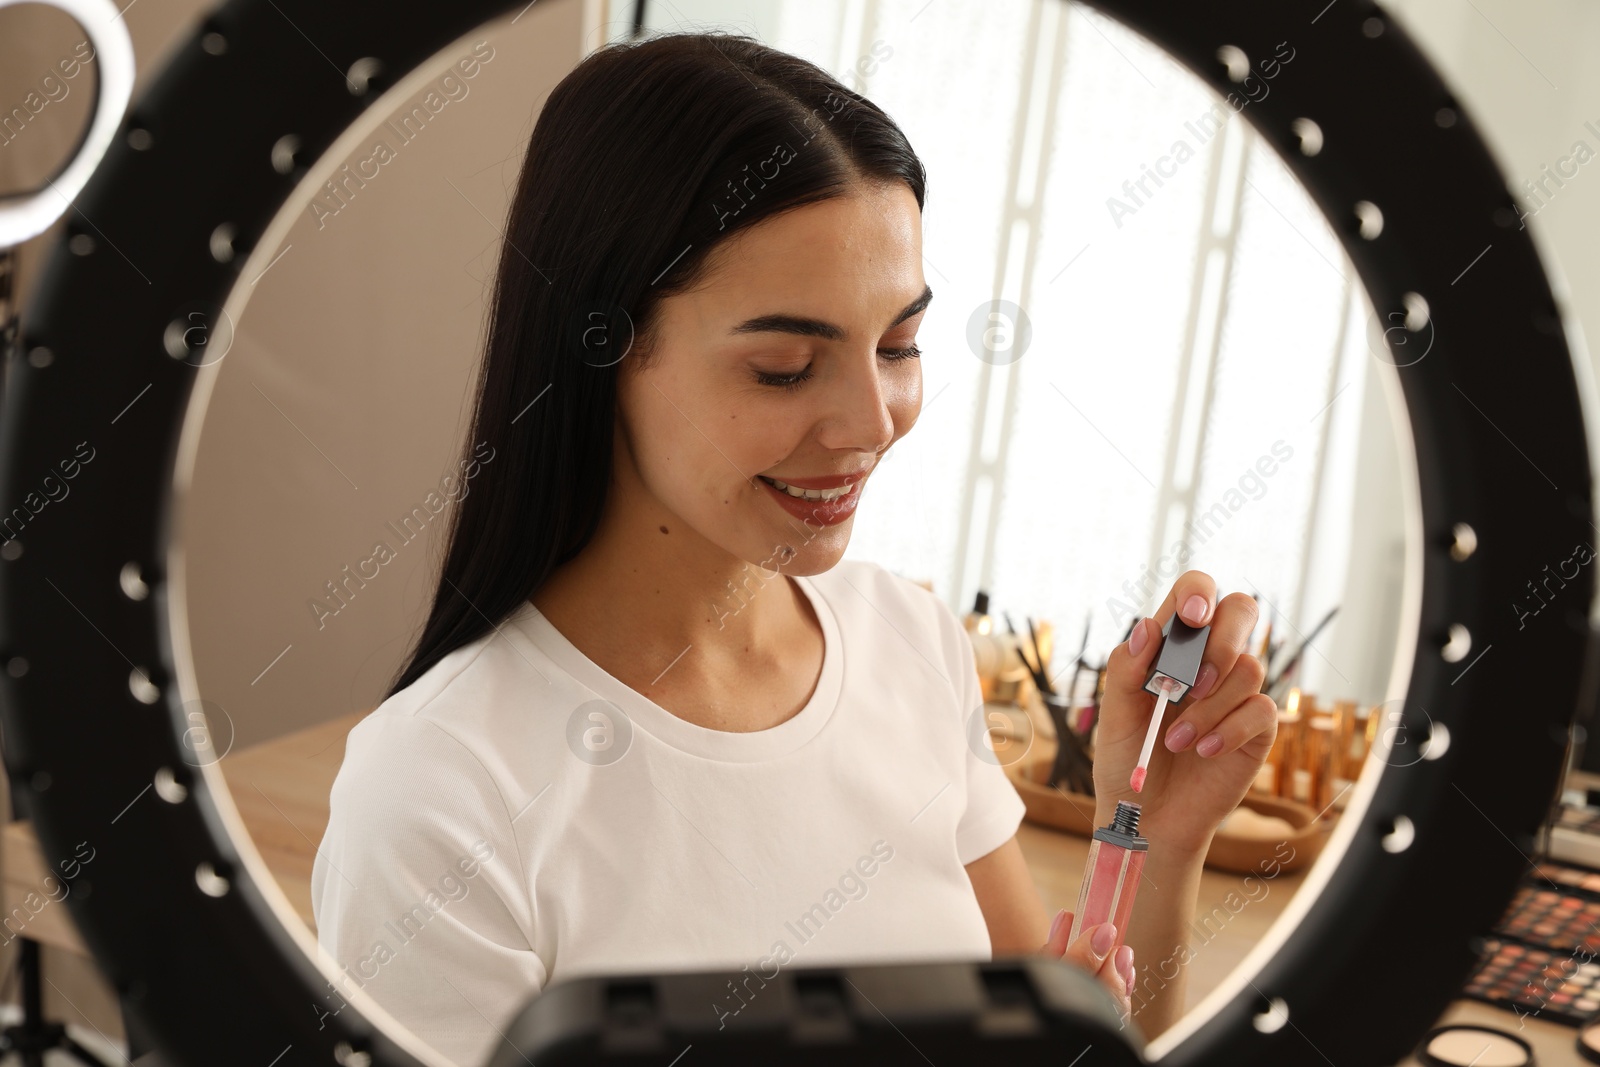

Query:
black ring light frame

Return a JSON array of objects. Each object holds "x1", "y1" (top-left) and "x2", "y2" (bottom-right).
[{"x1": 0, "y1": 0, "x2": 1593, "y2": 1063}]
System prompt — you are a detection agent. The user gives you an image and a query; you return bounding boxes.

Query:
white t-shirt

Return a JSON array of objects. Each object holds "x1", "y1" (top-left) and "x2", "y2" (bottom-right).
[{"x1": 310, "y1": 558, "x2": 1026, "y2": 1065}]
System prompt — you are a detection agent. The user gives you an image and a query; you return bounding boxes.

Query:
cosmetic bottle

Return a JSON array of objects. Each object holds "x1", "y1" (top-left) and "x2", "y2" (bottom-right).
[
  {"x1": 1067, "y1": 800, "x2": 1148, "y2": 953},
  {"x1": 1305, "y1": 713, "x2": 1335, "y2": 814},
  {"x1": 1331, "y1": 699, "x2": 1360, "y2": 780},
  {"x1": 963, "y1": 590, "x2": 993, "y2": 636}
]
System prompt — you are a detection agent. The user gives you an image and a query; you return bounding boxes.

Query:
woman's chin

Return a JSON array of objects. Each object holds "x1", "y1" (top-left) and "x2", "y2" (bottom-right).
[{"x1": 747, "y1": 520, "x2": 852, "y2": 575}]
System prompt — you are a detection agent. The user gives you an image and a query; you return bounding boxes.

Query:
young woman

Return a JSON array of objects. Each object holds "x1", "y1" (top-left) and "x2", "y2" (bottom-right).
[{"x1": 311, "y1": 30, "x2": 1276, "y2": 1066}]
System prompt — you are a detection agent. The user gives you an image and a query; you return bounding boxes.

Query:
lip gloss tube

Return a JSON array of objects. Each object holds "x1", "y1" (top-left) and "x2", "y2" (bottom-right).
[{"x1": 1067, "y1": 800, "x2": 1148, "y2": 953}]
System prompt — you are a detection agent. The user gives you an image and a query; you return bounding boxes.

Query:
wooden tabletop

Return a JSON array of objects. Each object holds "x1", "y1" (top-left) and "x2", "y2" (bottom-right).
[{"x1": 212, "y1": 708, "x2": 369, "y2": 931}]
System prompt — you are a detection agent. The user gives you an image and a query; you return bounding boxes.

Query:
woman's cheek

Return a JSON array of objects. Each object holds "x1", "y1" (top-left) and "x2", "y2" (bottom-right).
[
  {"x1": 887, "y1": 375, "x2": 922, "y2": 437},
  {"x1": 734, "y1": 401, "x2": 807, "y2": 466}
]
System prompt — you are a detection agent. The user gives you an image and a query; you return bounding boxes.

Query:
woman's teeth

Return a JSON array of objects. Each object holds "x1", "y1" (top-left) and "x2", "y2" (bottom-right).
[{"x1": 759, "y1": 476, "x2": 853, "y2": 502}]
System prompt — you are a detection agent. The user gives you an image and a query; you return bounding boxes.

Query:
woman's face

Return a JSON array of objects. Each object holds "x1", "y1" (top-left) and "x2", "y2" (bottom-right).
[{"x1": 615, "y1": 179, "x2": 926, "y2": 577}]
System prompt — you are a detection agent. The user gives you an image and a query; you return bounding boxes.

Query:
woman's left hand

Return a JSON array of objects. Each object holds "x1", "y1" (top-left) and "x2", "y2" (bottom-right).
[{"x1": 1089, "y1": 571, "x2": 1278, "y2": 855}]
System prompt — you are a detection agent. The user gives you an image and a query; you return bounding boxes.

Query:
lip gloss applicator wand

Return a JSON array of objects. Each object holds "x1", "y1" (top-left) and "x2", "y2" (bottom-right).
[{"x1": 1129, "y1": 616, "x2": 1211, "y2": 793}]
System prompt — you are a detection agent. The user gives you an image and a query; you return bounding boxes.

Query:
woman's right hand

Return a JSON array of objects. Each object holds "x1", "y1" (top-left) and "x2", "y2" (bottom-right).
[{"x1": 1039, "y1": 908, "x2": 1135, "y2": 1022}]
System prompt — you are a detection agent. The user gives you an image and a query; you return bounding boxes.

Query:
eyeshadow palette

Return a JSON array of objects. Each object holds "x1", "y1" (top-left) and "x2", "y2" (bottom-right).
[
  {"x1": 1496, "y1": 885, "x2": 1600, "y2": 954},
  {"x1": 1462, "y1": 937, "x2": 1600, "y2": 1027},
  {"x1": 1533, "y1": 857, "x2": 1600, "y2": 898}
]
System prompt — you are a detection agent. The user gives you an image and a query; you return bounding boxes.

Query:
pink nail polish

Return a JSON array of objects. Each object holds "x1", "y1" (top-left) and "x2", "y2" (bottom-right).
[
  {"x1": 1189, "y1": 662, "x2": 1218, "y2": 702},
  {"x1": 1182, "y1": 594, "x2": 1209, "y2": 624},
  {"x1": 1128, "y1": 618, "x2": 1149, "y2": 657},
  {"x1": 1196, "y1": 733, "x2": 1224, "y2": 757},
  {"x1": 1048, "y1": 909, "x2": 1066, "y2": 943},
  {"x1": 1165, "y1": 721, "x2": 1196, "y2": 752}
]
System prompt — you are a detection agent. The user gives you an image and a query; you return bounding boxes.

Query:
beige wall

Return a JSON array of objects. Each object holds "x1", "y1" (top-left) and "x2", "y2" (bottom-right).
[{"x1": 177, "y1": 0, "x2": 600, "y2": 751}]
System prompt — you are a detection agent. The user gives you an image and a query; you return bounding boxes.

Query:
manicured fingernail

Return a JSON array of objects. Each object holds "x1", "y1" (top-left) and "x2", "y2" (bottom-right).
[
  {"x1": 1048, "y1": 909, "x2": 1067, "y2": 943},
  {"x1": 1091, "y1": 922, "x2": 1116, "y2": 957},
  {"x1": 1165, "y1": 721, "x2": 1196, "y2": 752},
  {"x1": 1188, "y1": 662, "x2": 1218, "y2": 702},
  {"x1": 1182, "y1": 595, "x2": 1209, "y2": 624},
  {"x1": 1128, "y1": 618, "x2": 1149, "y2": 657},
  {"x1": 1115, "y1": 945, "x2": 1135, "y2": 993},
  {"x1": 1196, "y1": 732, "x2": 1224, "y2": 757}
]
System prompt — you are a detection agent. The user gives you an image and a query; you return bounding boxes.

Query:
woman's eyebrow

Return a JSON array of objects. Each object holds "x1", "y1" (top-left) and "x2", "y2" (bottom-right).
[{"x1": 728, "y1": 283, "x2": 933, "y2": 341}]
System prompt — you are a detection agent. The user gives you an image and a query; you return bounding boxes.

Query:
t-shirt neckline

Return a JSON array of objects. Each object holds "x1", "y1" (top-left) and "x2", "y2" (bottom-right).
[{"x1": 508, "y1": 573, "x2": 842, "y2": 762}]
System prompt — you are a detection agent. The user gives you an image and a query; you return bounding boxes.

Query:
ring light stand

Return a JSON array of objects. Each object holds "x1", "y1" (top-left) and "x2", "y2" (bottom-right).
[{"x1": 0, "y1": 0, "x2": 1593, "y2": 1064}]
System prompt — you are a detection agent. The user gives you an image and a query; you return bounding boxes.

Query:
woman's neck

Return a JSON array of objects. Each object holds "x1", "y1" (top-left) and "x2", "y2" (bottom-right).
[{"x1": 529, "y1": 498, "x2": 823, "y2": 732}]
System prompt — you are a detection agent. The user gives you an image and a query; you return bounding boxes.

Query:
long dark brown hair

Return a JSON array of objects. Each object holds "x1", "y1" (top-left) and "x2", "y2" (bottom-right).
[{"x1": 387, "y1": 30, "x2": 927, "y2": 698}]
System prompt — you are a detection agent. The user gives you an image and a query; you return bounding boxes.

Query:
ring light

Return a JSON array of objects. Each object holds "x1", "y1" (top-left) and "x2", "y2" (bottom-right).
[
  {"x1": 0, "y1": 0, "x2": 136, "y2": 245},
  {"x1": 0, "y1": 0, "x2": 1592, "y2": 1064}
]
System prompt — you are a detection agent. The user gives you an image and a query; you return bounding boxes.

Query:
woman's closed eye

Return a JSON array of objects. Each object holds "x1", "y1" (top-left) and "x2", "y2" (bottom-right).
[{"x1": 754, "y1": 344, "x2": 922, "y2": 392}]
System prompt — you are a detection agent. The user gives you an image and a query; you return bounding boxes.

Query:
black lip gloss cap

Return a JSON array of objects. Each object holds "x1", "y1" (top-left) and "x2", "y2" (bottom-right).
[
  {"x1": 1094, "y1": 799, "x2": 1150, "y2": 851},
  {"x1": 1143, "y1": 616, "x2": 1211, "y2": 702}
]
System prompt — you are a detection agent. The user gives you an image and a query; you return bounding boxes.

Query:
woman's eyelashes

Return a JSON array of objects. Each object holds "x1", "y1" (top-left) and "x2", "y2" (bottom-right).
[
  {"x1": 754, "y1": 365, "x2": 814, "y2": 391},
  {"x1": 753, "y1": 344, "x2": 921, "y2": 392}
]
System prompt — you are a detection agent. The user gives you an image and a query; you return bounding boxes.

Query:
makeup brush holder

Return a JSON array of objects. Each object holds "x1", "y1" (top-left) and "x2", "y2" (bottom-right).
[{"x1": 1040, "y1": 691, "x2": 1096, "y2": 797}]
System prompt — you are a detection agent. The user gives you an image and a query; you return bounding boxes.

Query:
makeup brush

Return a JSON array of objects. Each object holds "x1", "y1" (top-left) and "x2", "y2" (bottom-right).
[
  {"x1": 1003, "y1": 611, "x2": 1052, "y2": 697},
  {"x1": 1057, "y1": 611, "x2": 1092, "y2": 709},
  {"x1": 1025, "y1": 616, "x2": 1053, "y2": 696},
  {"x1": 1266, "y1": 606, "x2": 1340, "y2": 695},
  {"x1": 1265, "y1": 608, "x2": 1287, "y2": 680},
  {"x1": 1044, "y1": 695, "x2": 1096, "y2": 794}
]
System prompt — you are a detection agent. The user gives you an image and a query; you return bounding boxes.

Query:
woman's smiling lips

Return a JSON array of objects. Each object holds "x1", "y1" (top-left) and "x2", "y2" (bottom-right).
[
  {"x1": 760, "y1": 469, "x2": 870, "y2": 489},
  {"x1": 755, "y1": 467, "x2": 870, "y2": 526}
]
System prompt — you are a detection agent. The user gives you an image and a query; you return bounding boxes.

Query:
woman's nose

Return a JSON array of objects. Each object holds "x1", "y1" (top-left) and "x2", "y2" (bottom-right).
[{"x1": 817, "y1": 351, "x2": 900, "y2": 454}]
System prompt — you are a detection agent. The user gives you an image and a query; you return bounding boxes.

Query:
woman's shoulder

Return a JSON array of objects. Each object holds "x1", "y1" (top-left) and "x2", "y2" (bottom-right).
[{"x1": 339, "y1": 605, "x2": 573, "y2": 794}]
